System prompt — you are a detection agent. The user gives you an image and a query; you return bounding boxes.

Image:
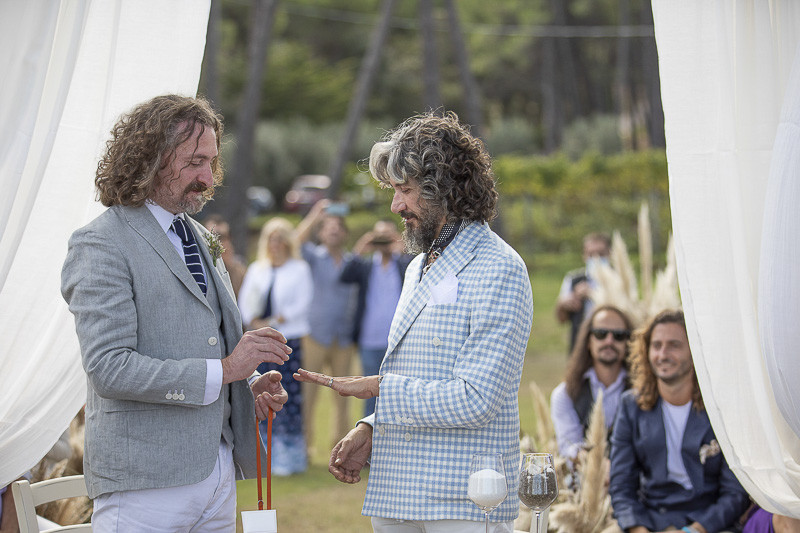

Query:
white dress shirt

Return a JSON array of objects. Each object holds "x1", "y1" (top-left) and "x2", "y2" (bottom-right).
[
  {"x1": 145, "y1": 202, "x2": 222, "y2": 406},
  {"x1": 551, "y1": 367, "x2": 628, "y2": 459}
]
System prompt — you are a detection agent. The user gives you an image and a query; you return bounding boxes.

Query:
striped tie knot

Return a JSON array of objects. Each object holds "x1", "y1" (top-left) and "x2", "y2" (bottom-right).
[{"x1": 171, "y1": 217, "x2": 207, "y2": 296}]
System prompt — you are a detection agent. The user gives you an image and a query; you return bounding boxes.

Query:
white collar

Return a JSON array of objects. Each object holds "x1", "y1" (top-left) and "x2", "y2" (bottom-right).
[{"x1": 146, "y1": 202, "x2": 183, "y2": 234}]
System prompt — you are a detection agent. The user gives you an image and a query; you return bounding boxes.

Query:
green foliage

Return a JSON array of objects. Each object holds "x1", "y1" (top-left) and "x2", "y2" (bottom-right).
[
  {"x1": 224, "y1": 118, "x2": 396, "y2": 203},
  {"x1": 494, "y1": 149, "x2": 670, "y2": 255},
  {"x1": 561, "y1": 114, "x2": 622, "y2": 159},
  {"x1": 484, "y1": 116, "x2": 539, "y2": 156}
]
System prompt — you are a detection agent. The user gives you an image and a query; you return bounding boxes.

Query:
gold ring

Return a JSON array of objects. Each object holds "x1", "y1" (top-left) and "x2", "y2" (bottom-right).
[{"x1": 328, "y1": 378, "x2": 334, "y2": 387}]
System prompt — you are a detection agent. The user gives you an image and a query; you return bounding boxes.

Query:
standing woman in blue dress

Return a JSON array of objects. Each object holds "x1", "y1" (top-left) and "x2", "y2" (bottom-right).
[{"x1": 239, "y1": 217, "x2": 313, "y2": 475}]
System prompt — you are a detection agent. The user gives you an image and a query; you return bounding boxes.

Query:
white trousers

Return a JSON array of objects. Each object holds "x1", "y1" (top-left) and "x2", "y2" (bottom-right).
[
  {"x1": 91, "y1": 441, "x2": 236, "y2": 533},
  {"x1": 371, "y1": 517, "x2": 515, "y2": 533}
]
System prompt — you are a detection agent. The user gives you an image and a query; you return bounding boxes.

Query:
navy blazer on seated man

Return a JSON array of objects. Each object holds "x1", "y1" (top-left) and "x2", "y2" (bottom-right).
[{"x1": 609, "y1": 390, "x2": 750, "y2": 533}]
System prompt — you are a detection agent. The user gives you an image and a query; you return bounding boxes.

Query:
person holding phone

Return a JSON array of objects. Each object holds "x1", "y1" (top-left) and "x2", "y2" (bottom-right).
[{"x1": 295, "y1": 199, "x2": 358, "y2": 456}]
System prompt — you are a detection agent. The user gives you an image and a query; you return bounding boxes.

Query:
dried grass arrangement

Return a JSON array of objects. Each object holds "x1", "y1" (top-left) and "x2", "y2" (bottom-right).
[
  {"x1": 591, "y1": 202, "x2": 680, "y2": 327},
  {"x1": 31, "y1": 411, "x2": 93, "y2": 526},
  {"x1": 549, "y1": 391, "x2": 621, "y2": 533}
]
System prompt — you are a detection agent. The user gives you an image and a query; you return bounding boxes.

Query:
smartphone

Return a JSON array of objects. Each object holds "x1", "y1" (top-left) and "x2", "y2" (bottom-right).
[{"x1": 326, "y1": 202, "x2": 350, "y2": 216}]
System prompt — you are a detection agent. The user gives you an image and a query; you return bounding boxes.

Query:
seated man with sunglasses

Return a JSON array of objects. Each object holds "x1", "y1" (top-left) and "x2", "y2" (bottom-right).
[{"x1": 551, "y1": 305, "x2": 634, "y2": 460}]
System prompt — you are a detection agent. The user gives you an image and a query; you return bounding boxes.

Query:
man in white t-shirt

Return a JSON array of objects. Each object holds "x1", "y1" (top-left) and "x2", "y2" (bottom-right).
[{"x1": 609, "y1": 310, "x2": 749, "y2": 533}]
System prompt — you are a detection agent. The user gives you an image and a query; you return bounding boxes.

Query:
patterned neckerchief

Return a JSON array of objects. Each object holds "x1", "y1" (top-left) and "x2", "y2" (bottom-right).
[{"x1": 421, "y1": 219, "x2": 469, "y2": 278}]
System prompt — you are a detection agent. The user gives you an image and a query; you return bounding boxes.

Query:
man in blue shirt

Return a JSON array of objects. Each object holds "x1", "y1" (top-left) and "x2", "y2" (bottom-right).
[
  {"x1": 296, "y1": 200, "x2": 358, "y2": 452},
  {"x1": 340, "y1": 220, "x2": 413, "y2": 416}
]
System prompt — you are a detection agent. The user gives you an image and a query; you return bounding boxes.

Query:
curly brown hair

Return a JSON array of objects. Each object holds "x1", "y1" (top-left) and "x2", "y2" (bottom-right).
[
  {"x1": 628, "y1": 309, "x2": 704, "y2": 411},
  {"x1": 564, "y1": 305, "x2": 633, "y2": 402},
  {"x1": 95, "y1": 95, "x2": 223, "y2": 207},
  {"x1": 368, "y1": 111, "x2": 497, "y2": 222}
]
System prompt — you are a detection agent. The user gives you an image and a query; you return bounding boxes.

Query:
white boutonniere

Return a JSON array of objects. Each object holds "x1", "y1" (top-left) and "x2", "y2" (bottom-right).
[
  {"x1": 203, "y1": 228, "x2": 225, "y2": 267},
  {"x1": 699, "y1": 439, "x2": 721, "y2": 465}
]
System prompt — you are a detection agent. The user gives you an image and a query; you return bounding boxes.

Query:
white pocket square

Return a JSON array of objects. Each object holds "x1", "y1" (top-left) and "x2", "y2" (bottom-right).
[{"x1": 428, "y1": 271, "x2": 458, "y2": 305}]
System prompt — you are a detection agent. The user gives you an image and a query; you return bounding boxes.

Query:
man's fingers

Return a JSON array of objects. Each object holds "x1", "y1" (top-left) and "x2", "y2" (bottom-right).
[
  {"x1": 294, "y1": 368, "x2": 328, "y2": 385},
  {"x1": 250, "y1": 326, "x2": 288, "y2": 343}
]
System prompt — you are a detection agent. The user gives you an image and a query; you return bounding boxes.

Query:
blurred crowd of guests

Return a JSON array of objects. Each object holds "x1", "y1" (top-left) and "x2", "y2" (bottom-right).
[{"x1": 208, "y1": 199, "x2": 412, "y2": 477}]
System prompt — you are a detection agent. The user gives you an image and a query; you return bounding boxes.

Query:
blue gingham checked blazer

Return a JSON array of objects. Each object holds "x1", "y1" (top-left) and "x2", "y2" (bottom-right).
[{"x1": 363, "y1": 221, "x2": 533, "y2": 522}]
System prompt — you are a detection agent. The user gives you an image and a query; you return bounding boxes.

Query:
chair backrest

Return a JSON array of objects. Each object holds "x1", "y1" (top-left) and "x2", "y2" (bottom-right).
[{"x1": 11, "y1": 475, "x2": 92, "y2": 533}]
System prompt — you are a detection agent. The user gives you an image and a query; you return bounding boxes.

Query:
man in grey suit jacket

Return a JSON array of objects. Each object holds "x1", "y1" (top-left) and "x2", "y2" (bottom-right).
[
  {"x1": 61, "y1": 95, "x2": 291, "y2": 532},
  {"x1": 296, "y1": 111, "x2": 533, "y2": 533}
]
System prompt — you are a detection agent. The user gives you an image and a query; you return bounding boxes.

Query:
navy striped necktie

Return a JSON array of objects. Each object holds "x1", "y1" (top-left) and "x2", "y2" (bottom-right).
[{"x1": 171, "y1": 216, "x2": 207, "y2": 296}]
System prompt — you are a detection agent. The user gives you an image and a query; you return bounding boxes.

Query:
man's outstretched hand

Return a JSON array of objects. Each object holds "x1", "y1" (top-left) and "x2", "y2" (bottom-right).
[{"x1": 294, "y1": 368, "x2": 380, "y2": 399}]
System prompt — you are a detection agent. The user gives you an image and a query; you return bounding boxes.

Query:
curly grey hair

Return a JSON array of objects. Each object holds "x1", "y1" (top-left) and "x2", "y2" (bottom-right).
[{"x1": 368, "y1": 111, "x2": 498, "y2": 223}]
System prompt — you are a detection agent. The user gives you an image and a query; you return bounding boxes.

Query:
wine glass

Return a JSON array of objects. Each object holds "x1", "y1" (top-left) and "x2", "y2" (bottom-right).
[
  {"x1": 468, "y1": 453, "x2": 508, "y2": 533},
  {"x1": 519, "y1": 453, "x2": 559, "y2": 533}
]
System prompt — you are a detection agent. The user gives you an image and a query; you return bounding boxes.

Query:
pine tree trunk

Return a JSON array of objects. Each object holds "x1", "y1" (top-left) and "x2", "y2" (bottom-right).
[
  {"x1": 327, "y1": 0, "x2": 397, "y2": 196},
  {"x1": 201, "y1": 0, "x2": 221, "y2": 107},
  {"x1": 224, "y1": 0, "x2": 279, "y2": 253},
  {"x1": 445, "y1": 0, "x2": 483, "y2": 138},
  {"x1": 640, "y1": 0, "x2": 665, "y2": 147},
  {"x1": 420, "y1": 0, "x2": 441, "y2": 112}
]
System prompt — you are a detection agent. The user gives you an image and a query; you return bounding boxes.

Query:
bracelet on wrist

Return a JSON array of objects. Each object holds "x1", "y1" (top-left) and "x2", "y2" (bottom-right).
[{"x1": 682, "y1": 527, "x2": 700, "y2": 533}]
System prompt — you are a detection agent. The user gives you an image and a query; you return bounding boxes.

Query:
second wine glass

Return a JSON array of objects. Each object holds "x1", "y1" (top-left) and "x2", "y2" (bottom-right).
[{"x1": 519, "y1": 453, "x2": 558, "y2": 533}]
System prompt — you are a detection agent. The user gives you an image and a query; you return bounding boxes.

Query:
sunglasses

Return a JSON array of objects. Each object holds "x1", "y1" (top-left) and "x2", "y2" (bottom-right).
[{"x1": 590, "y1": 328, "x2": 630, "y2": 342}]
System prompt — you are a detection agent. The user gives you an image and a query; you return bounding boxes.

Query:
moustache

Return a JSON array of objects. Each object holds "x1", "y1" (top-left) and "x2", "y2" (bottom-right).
[
  {"x1": 399, "y1": 210, "x2": 417, "y2": 220},
  {"x1": 185, "y1": 181, "x2": 209, "y2": 194}
]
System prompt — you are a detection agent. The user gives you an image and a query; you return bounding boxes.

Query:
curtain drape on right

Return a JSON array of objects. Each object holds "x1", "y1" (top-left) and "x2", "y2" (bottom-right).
[{"x1": 653, "y1": 0, "x2": 800, "y2": 516}]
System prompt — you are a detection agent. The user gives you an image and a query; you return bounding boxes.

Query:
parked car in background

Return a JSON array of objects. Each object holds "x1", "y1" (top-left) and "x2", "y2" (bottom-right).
[
  {"x1": 283, "y1": 174, "x2": 331, "y2": 214},
  {"x1": 247, "y1": 186, "x2": 276, "y2": 215}
]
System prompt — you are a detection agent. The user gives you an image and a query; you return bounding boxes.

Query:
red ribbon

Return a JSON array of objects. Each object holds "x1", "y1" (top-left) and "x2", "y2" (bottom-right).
[{"x1": 256, "y1": 408, "x2": 273, "y2": 511}]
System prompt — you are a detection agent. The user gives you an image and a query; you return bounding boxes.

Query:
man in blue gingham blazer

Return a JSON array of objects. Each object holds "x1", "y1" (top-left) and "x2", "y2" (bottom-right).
[{"x1": 296, "y1": 111, "x2": 533, "y2": 533}]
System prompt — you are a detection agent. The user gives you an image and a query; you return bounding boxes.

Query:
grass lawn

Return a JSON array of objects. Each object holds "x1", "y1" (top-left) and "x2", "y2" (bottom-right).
[{"x1": 235, "y1": 264, "x2": 573, "y2": 532}]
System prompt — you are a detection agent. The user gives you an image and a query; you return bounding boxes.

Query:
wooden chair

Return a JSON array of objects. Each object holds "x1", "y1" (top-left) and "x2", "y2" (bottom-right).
[{"x1": 11, "y1": 475, "x2": 92, "y2": 532}]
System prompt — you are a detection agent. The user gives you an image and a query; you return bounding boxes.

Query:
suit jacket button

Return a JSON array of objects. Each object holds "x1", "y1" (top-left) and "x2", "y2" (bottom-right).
[
  {"x1": 178, "y1": 394, "x2": 185, "y2": 400},
  {"x1": 208, "y1": 337, "x2": 218, "y2": 346},
  {"x1": 432, "y1": 337, "x2": 442, "y2": 346},
  {"x1": 404, "y1": 432, "x2": 412, "y2": 441},
  {"x1": 165, "y1": 392, "x2": 173, "y2": 400}
]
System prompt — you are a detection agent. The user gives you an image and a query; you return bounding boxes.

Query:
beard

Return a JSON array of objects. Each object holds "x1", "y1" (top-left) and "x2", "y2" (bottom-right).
[
  {"x1": 401, "y1": 202, "x2": 447, "y2": 255},
  {"x1": 594, "y1": 346, "x2": 623, "y2": 367},
  {"x1": 178, "y1": 181, "x2": 211, "y2": 214}
]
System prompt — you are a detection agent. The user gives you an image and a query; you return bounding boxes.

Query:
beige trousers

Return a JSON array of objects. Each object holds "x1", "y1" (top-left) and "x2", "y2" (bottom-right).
[{"x1": 302, "y1": 335, "x2": 356, "y2": 454}]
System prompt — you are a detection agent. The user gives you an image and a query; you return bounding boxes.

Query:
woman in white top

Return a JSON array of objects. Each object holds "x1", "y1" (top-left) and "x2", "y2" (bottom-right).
[{"x1": 239, "y1": 217, "x2": 313, "y2": 475}]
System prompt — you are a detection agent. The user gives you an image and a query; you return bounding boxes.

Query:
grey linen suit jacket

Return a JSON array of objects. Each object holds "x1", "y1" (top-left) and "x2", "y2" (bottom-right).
[{"x1": 61, "y1": 204, "x2": 266, "y2": 499}]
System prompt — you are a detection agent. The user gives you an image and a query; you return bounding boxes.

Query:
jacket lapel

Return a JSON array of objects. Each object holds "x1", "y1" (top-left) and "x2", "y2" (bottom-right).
[
  {"x1": 385, "y1": 222, "x2": 483, "y2": 354},
  {"x1": 682, "y1": 406, "x2": 709, "y2": 492},
  {"x1": 121, "y1": 205, "x2": 209, "y2": 307},
  {"x1": 188, "y1": 217, "x2": 243, "y2": 329},
  {"x1": 643, "y1": 398, "x2": 670, "y2": 480}
]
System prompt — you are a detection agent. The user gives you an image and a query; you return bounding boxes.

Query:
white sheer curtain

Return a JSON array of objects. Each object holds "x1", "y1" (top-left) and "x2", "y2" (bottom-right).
[
  {"x1": 653, "y1": 0, "x2": 800, "y2": 516},
  {"x1": 0, "y1": 0, "x2": 210, "y2": 487}
]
